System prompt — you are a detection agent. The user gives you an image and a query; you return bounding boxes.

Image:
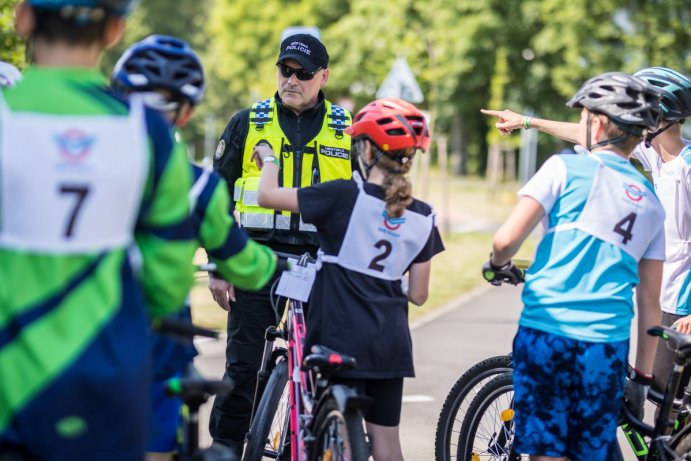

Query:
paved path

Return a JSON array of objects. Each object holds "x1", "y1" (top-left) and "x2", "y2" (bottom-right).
[
  {"x1": 194, "y1": 284, "x2": 523, "y2": 459},
  {"x1": 195, "y1": 283, "x2": 646, "y2": 460}
]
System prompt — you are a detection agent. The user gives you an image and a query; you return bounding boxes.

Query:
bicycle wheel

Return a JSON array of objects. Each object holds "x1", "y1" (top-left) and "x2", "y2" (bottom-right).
[
  {"x1": 457, "y1": 372, "x2": 526, "y2": 461},
  {"x1": 243, "y1": 359, "x2": 290, "y2": 461},
  {"x1": 435, "y1": 355, "x2": 513, "y2": 461},
  {"x1": 670, "y1": 421, "x2": 691, "y2": 458},
  {"x1": 308, "y1": 396, "x2": 369, "y2": 461}
]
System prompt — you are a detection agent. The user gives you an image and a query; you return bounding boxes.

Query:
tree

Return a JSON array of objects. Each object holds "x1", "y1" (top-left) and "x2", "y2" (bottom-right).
[{"x1": 0, "y1": 0, "x2": 25, "y2": 68}]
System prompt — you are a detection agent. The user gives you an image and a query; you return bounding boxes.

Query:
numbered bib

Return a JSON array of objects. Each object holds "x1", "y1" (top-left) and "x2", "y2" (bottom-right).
[
  {"x1": 320, "y1": 173, "x2": 434, "y2": 281},
  {"x1": 0, "y1": 96, "x2": 149, "y2": 253},
  {"x1": 548, "y1": 156, "x2": 664, "y2": 260}
]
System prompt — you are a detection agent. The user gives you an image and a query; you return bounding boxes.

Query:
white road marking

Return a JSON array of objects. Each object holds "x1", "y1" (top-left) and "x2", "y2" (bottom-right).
[{"x1": 402, "y1": 394, "x2": 434, "y2": 403}]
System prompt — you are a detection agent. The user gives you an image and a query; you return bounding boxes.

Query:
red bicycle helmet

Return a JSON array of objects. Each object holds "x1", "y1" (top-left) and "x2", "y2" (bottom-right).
[{"x1": 346, "y1": 98, "x2": 431, "y2": 153}]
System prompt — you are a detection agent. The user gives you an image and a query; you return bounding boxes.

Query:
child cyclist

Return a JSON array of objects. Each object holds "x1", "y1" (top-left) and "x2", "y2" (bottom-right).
[
  {"x1": 481, "y1": 67, "x2": 691, "y2": 402},
  {"x1": 112, "y1": 35, "x2": 277, "y2": 461},
  {"x1": 484, "y1": 72, "x2": 665, "y2": 460},
  {"x1": 0, "y1": 1, "x2": 197, "y2": 460},
  {"x1": 254, "y1": 98, "x2": 444, "y2": 461}
]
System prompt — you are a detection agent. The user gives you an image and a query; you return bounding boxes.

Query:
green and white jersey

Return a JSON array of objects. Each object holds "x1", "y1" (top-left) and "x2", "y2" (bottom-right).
[{"x1": 0, "y1": 67, "x2": 196, "y2": 439}]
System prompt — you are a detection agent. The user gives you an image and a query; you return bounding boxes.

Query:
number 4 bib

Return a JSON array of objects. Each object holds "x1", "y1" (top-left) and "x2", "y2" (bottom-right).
[
  {"x1": 548, "y1": 155, "x2": 664, "y2": 261},
  {"x1": 319, "y1": 172, "x2": 434, "y2": 281}
]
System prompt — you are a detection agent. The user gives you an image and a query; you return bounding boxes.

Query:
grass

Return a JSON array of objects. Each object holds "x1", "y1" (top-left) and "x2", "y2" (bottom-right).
[{"x1": 190, "y1": 169, "x2": 537, "y2": 330}]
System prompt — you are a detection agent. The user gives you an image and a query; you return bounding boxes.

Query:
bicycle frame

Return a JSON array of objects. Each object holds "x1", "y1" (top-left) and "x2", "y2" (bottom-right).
[
  {"x1": 246, "y1": 252, "x2": 369, "y2": 461},
  {"x1": 285, "y1": 296, "x2": 316, "y2": 461}
]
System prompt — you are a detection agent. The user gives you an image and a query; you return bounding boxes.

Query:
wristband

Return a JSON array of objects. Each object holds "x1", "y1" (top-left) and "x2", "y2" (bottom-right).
[
  {"x1": 523, "y1": 116, "x2": 533, "y2": 130},
  {"x1": 262, "y1": 156, "x2": 280, "y2": 167},
  {"x1": 628, "y1": 366, "x2": 654, "y2": 384}
]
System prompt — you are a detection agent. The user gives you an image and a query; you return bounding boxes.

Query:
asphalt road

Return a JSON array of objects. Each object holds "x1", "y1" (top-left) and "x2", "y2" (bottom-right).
[
  {"x1": 193, "y1": 284, "x2": 522, "y2": 459},
  {"x1": 194, "y1": 283, "x2": 647, "y2": 460}
]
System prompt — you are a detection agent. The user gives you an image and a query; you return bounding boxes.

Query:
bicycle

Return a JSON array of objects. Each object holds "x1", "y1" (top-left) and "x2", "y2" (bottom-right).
[
  {"x1": 435, "y1": 263, "x2": 691, "y2": 461},
  {"x1": 242, "y1": 252, "x2": 371, "y2": 461},
  {"x1": 152, "y1": 315, "x2": 237, "y2": 461},
  {"x1": 433, "y1": 260, "x2": 528, "y2": 460}
]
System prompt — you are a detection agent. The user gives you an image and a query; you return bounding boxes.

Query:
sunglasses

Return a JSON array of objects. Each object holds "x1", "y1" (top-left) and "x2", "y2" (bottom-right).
[{"x1": 278, "y1": 64, "x2": 320, "y2": 81}]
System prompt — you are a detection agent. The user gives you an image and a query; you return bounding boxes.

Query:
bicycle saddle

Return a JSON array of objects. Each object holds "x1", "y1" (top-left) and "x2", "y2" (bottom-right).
[{"x1": 302, "y1": 344, "x2": 357, "y2": 372}]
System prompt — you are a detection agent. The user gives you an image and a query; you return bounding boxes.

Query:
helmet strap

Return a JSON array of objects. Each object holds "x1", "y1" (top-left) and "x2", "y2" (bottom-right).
[
  {"x1": 355, "y1": 139, "x2": 378, "y2": 180},
  {"x1": 585, "y1": 111, "x2": 640, "y2": 152},
  {"x1": 644, "y1": 121, "x2": 674, "y2": 148}
]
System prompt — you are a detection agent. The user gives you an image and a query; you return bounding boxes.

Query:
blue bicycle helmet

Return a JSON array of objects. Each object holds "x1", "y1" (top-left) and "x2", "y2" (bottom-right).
[
  {"x1": 28, "y1": 0, "x2": 139, "y2": 16},
  {"x1": 634, "y1": 67, "x2": 691, "y2": 122},
  {"x1": 112, "y1": 35, "x2": 205, "y2": 106}
]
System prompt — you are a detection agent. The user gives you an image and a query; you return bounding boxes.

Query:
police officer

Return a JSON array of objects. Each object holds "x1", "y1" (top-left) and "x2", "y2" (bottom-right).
[{"x1": 208, "y1": 33, "x2": 352, "y2": 456}]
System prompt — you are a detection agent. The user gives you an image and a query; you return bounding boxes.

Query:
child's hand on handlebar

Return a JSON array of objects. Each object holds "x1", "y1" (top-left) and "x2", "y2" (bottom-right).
[{"x1": 482, "y1": 259, "x2": 525, "y2": 286}]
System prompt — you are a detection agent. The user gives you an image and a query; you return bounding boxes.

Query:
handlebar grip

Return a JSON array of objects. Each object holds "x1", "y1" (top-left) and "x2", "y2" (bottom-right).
[
  {"x1": 276, "y1": 258, "x2": 291, "y2": 272},
  {"x1": 482, "y1": 261, "x2": 526, "y2": 286},
  {"x1": 152, "y1": 316, "x2": 219, "y2": 339}
]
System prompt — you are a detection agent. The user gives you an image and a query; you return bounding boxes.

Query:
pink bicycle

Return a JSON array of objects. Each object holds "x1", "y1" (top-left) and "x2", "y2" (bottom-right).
[{"x1": 242, "y1": 252, "x2": 371, "y2": 461}]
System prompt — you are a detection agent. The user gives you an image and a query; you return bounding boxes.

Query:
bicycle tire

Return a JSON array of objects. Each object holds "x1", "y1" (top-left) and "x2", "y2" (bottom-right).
[
  {"x1": 243, "y1": 359, "x2": 290, "y2": 461},
  {"x1": 435, "y1": 355, "x2": 513, "y2": 461},
  {"x1": 308, "y1": 396, "x2": 369, "y2": 461},
  {"x1": 457, "y1": 372, "x2": 526, "y2": 461},
  {"x1": 670, "y1": 420, "x2": 691, "y2": 458}
]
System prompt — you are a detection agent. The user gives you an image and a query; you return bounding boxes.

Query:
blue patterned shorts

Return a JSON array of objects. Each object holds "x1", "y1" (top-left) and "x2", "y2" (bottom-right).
[{"x1": 512, "y1": 326, "x2": 628, "y2": 459}]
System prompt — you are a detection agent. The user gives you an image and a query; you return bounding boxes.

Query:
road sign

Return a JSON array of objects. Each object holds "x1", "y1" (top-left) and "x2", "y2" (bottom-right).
[{"x1": 376, "y1": 57, "x2": 424, "y2": 103}]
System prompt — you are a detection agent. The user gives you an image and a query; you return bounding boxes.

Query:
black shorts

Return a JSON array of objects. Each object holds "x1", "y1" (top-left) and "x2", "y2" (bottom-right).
[{"x1": 331, "y1": 377, "x2": 404, "y2": 427}]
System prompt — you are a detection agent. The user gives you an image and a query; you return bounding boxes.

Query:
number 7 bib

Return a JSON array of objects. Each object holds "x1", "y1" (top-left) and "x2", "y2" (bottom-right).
[{"x1": 0, "y1": 96, "x2": 149, "y2": 253}]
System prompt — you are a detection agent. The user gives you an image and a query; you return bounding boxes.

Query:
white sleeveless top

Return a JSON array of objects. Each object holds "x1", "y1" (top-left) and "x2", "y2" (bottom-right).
[
  {"x1": 0, "y1": 95, "x2": 149, "y2": 253},
  {"x1": 319, "y1": 172, "x2": 435, "y2": 280}
]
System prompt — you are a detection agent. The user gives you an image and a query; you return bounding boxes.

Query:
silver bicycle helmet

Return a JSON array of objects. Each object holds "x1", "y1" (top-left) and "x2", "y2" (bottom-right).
[{"x1": 566, "y1": 72, "x2": 662, "y2": 132}]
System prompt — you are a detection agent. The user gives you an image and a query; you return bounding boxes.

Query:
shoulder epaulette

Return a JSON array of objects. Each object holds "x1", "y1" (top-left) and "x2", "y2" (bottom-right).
[
  {"x1": 250, "y1": 98, "x2": 273, "y2": 131},
  {"x1": 327, "y1": 103, "x2": 351, "y2": 139}
]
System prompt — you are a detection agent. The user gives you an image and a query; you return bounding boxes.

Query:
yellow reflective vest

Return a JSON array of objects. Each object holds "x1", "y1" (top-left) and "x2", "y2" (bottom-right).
[{"x1": 234, "y1": 97, "x2": 352, "y2": 236}]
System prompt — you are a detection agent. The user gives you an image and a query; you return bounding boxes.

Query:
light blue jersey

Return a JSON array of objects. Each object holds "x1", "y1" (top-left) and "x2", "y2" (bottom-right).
[{"x1": 519, "y1": 152, "x2": 666, "y2": 343}]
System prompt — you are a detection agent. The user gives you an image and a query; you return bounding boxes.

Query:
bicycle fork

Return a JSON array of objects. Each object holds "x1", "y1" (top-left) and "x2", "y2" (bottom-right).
[{"x1": 249, "y1": 325, "x2": 284, "y2": 425}]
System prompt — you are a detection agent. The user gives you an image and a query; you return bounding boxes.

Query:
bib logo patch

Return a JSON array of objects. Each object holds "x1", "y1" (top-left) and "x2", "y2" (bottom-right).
[
  {"x1": 623, "y1": 183, "x2": 645, "y2": 202},
  {"x1": 214, "y1": 140, "x2": 226, "y2": 159},
  {"x1": 319, "y1": 145, "x2": 349, "y2": 160},
  {"x1": 380, "y1": 210, "x2": 405, "y2": 234},
  {"x1": 54, "y1": 129, "x2": 95, "y2": 162}
]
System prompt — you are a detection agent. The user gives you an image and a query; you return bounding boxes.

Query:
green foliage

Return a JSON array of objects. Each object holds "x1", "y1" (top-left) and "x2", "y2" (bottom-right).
[
  {"x1": 6, "y1": 0, "x2": 687, "y2": 167},
  {"x1": 0, "y1": 0, "x2": 25, "y2": 67}
]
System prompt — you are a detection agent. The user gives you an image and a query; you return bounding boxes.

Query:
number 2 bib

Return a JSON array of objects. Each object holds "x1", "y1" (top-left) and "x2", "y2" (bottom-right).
[
  {"x1": 547, "y1": 154, "x2": 664, "y2": 260},
  {"x1": 0, "y1": 96, "x2": 149, "y2": 253},
  {"x1": 319, "y1": 172, "x2": 434, "y2": 281}
]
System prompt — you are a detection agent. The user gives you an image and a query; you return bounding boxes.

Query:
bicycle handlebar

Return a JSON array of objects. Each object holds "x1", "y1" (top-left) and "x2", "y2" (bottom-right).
[
  {"x1": 151, "y1": 316, "x2": 219, "y2": 339},
  {"x1": 482, "y1": 259, "x2": 530, "y2": 286},
  {"x1": 274, "y1": 250, "x2": 317, "y2": 267}
]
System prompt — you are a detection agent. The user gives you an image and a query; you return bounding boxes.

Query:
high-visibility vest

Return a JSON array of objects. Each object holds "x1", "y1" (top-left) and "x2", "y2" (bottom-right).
[{"x1": 234, "y1": 97, "x2": 352, "y2": 234}]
